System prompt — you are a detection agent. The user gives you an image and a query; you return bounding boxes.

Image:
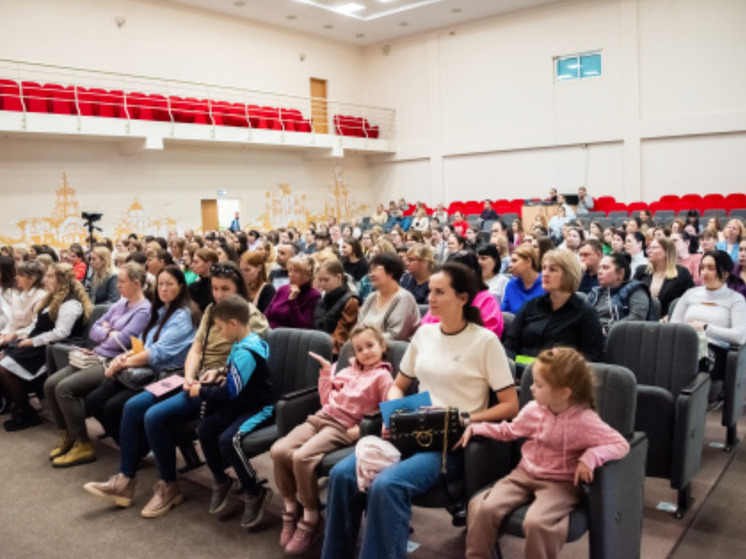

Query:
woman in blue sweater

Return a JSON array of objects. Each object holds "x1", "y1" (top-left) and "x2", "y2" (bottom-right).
[{"x1": 501, "y1": 245, "x2": 545, "y2": 314}]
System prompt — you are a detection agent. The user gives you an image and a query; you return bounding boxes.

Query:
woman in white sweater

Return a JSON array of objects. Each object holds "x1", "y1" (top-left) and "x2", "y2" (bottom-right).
[{"x1": 671, "y1": 250, "x2": 746, "y2": 403}]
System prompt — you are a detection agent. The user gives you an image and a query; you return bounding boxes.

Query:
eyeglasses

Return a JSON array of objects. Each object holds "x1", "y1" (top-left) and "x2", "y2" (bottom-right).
[{"x1": 210, "y1": 263, "x2": 241, "y2": 278}]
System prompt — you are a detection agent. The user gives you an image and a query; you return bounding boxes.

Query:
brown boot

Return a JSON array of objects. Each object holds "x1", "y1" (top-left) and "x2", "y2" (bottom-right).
[
  {"x1": 141, "y1": 480, "x2": 183, "y2": 518},
  {"x1": 84, "y1": 473, "x2": 136, "y2": 507},
  {"x1": 49, "y1": 431, "x2": 73, "y2": 460}
]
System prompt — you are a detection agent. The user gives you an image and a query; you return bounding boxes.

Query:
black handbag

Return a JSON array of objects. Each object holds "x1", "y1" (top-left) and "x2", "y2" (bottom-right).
[{"x1": 389, "y1": 407, "x2": 463, "y2": 473}]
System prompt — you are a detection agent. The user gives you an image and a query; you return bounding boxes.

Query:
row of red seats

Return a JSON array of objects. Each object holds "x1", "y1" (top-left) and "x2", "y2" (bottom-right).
[
  {"x1": 0, "y1": 78, "x2": 373, "y2": 134},
  {"x1": 333, "y1": 115, "x2": 380, "y2": 139}
]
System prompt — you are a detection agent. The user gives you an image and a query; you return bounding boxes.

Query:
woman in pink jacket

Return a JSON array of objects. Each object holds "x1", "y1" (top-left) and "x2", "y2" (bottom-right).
[
  {"x1": 270, "y1": 324, "x2": 393, "y2": 556},
  {"x1": 457, "y1": 347, "x2": 630, "y2": 559}
]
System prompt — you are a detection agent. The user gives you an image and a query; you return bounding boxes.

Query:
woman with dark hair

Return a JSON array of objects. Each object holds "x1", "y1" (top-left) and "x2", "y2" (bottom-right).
[
  {"x1": 341, "y1": 237, "x2": 368, "y2": 283},
  {"x1": 84, "y1": 265, "x2": 200, "y2": 444},
  {"x1": 0, "y1": 256, "x2": 16, "y2": 333},
  {"x1": 586, "y1": 253, "x2": 652, "y2": 335},
  {"x1": 240, "y1": 250, "x2": 275, "y2": 313},
  {"x1": 446, "y1": 232, "x2": 468, "y2": 260},
  {"x1": 356, "y1": 252, "x2": 420, "y2": 342},
  {"x1": 321, "y1": 261, "x2": 519, "y2": 559},
  {"x1": 0, "y1": 263, "x2": 92, "y2": 431},
  {"x1": 732, "y1": 240, "x2": 746, "y2": 299},
  {"x1": 476, "y1": 243, "x2": 509, "y2": 305},
  {"x1": 420, "y1": 249, "x2": 505, "y2": 338},
  {"x1": 671, "y1": 250, "x2": 746, "y2": 404},
  {"x1": 672, "y1": 231, "x2": 703, "y2": 286},
  {"x1": 217, "y1": 242, "x2": 239, "y2": 264},
  {"x1": 625, "y1": 232, "x2": 648, "y2": 272},
  {"x1": 503, "y1": 249, "x2": 604, "y2": 362},
  {"x1": 633, "y1": 237, "x2": 694, "y2": 318},
  {"x1": 188, "y1": 248, "x2": 219, "y2": 312},
  {"x1": 0, "y1": 260, "x2": 46, "y2": 348},
  {"x1": 686, "y1": 209, "x2": 701, "y2": 233},
  {"x1": 313, "y1": 259, "x2": 360, "y2": 357},
  {"x1": 532, "y1": 235, "x2": 554, "y2": 266},
  {"x1": 84, "y1": 263, "x2": 270, "y2": 522}
]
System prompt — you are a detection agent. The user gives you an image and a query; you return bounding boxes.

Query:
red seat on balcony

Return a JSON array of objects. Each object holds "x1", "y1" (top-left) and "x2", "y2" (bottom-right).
[
  {"x1": 126, "y1": 92, "x2": 154, "y2": 120},
  {"x1": 169, "y1": 96, "x2": 192, "y2": 123},
  {"x1": 22, "y1": 81, "x2": 48, "y2": 113},
  {"x1": 189, "y1": 99, "x2": 210, "y2": 125},
  {"x1": 74, "y1": 87, "x2": 96, "y2": 116},
  {"x1": 0, "y1": 79, "x2": 23, "y2": 111},
  {"x1": 44, "y1": 84, "x2": 75, "y2": 115}
]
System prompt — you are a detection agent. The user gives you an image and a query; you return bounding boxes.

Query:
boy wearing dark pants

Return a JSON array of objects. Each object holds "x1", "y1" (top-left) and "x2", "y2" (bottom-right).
[{"x1": 192, "y1": 295, "x2": 274, "y2": 528}]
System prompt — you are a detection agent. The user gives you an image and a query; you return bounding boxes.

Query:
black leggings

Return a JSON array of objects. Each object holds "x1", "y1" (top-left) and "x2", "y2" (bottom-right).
[{"x1": 85, "y1": 379, "x2": 140, "y2": 445}]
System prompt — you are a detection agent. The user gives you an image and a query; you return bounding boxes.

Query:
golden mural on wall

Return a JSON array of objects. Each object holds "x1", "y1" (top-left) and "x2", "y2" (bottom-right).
[
  {"x1": 0, "y1": 173, "x2": 87, "y2": 249},
  {"x1": 112, "y1": 198, "x2": 177, "y2": 240},
  {"x1": 251, "y1": 164, "x2": 370, "y2": 230}
]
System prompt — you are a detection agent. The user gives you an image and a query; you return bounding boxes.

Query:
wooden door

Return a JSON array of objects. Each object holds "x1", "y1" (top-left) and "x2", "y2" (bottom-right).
[
  {"x1": 310, "y1": 77, "x2": 328, "y2": 134},
  {"x1": 201, "y1": 199, "x2": 219, "y2": 232}
]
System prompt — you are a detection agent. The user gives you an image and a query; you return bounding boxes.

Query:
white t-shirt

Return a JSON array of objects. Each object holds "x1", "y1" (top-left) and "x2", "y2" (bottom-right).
[{"x1": 399, "y1": 323, "x2": 514, "y2": 414}]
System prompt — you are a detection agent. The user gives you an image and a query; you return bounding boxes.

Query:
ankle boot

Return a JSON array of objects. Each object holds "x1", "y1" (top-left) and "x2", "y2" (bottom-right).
[
  {"x1": 49, "y1": 431, "x2": 74, "y2": 460},
  {"x1": 52, "y1": 440, "x2": 96, "y2": 468}
]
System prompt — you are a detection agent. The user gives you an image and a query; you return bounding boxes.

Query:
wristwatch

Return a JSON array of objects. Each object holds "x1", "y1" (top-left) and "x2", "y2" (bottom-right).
[{"x1": 460, "y1": 411, "x2": 471, "y2": 428}]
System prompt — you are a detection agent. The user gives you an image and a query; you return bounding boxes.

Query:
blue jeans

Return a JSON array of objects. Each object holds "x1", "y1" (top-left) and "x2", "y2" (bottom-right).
[
  {"x1": 119, "y1": 389, "x2": 200, "y2": 480},
  {"x1": 321, "y1": 450, "x2": 462, "y2": 559}
]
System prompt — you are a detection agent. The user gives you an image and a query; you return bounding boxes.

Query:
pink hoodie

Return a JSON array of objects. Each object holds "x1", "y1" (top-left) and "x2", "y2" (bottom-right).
[
  {"x1": 319, "y1": 358, "x2": 394, "y2": 429},
  {"x1": 421, "y1": 290, "x2": 504, "y2": 338},
  {"x1": 472, "y1": 401, "x2": 629, "y2": 482}
]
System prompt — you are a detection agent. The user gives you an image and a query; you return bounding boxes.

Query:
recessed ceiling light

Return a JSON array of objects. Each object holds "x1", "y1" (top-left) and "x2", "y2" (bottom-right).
[
  {"x1": 355, "y1": 33, "x2": 365, "y2": 38},
  {"x1": 399, "y1": 21, "x2": 409, "y2": 27},
  {"x1": 286, "y1": 15, "x2": 297, "y2": 20},
  {"x1": 323, "y1": 24, "x2": 334, "y2": 29},
  {"x1": 452, "y1": 8, "x2": 462, "y2": 14},
  {"x1": 233, "y1": 0, "x2": 246, "y2": 6}
]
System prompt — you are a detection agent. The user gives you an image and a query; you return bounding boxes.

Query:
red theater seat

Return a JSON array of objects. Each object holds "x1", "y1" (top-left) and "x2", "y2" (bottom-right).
[
  {"x1": 45, "y1": 84, "x2": 75, "y2": 115},
  {"x1": 74, "y1": 87, "x2": 96, "y2": 116},
  {"x1": 126, "y1": 92, "x2": 153, "y2": 120},
  {"x1": 0, "y1": 79, "x2": 23, "y2": 111},
  {"x1": 22, "y1": 81, "x2": 48, "y2": 113}
]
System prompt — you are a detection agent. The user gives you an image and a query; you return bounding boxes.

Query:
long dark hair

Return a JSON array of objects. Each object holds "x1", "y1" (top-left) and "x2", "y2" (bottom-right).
[
  {"x1": 439, "y1": 262, "x2": 483, "y2": 326},
  {"x1": 143, "y1": 265, "x2": 200, "y2": 342},
  {"x1": 0, "y1": 256, "x2": 15, "y2": 290}
]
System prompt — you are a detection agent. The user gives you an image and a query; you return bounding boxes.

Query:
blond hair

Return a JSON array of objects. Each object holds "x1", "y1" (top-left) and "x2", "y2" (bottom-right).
[
  {"x1": 288, "y1": 253, "x2": 315, "y2": 277},
  {"x1": 542, "y1": 249, "x2": 582, "y2": 293},
  {"x1": 406, "y1": 243, "x2": 434, "y2": 272},
  {"x1": 38, "y1": 263, "x2": 93, "y2": 322},
  {"x1": 646, "y1": 237, "x2": 678, "y2": 279},
  {"x1": 90, "y1": 246, "x2": 115, "y2": 292}
]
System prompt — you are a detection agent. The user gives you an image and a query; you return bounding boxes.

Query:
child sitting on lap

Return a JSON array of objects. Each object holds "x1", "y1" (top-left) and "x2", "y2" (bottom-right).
[
  {"x1": 457, "y1": 347, "x2": 630, "y2": 559},
  {"x1": 270, "y1": 324, "x2": 393, "y2": 556}
]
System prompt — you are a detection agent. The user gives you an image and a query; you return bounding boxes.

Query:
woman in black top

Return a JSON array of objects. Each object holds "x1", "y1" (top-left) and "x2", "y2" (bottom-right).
[
  {"x1": 341, "y1": 237, "x2": 368, "y2": 283},
  {"x1": 240, "y1": 250, "x2": 275, "y2": 313},
  {"x1": 504, "y1": 249, "x2": 603, "y2": 363},
  {"x1": 313, "y1": 259, "x2": 360, "y2": 357},
  {"x1": 188, "y1": 248, "x2": 218, "y2": 312},
  {"x1": 633, "y1": 237, "x2": 694, "y2": 318}
]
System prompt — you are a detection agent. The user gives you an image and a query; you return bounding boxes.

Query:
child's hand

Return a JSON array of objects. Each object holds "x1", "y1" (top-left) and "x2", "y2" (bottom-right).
[
  {"x1": 308, "y1": 351, "x2": 331, "y2": 373},
  {"x1": 574, "y1": 462, "x2": 594, "y2": 486},
  {"x1": 189, "y1": 383, "x2": 201, "y2": 398},
  {"x1": 381, "y1": 424, "x2": 390, "y2": 440},
  {"x1": 346, "y1": 425, "x2": 360, "y2": 442},
  {"x1": 453, "y1": 425, "x2": 474, "y2": 450},
  {"x1": 200, "y1": 369, "x2": 220, "y2": 383}
]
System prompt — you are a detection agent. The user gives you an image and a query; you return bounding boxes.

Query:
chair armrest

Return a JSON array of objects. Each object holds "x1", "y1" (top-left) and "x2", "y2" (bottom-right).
[
  {"x1": 587, "y1": 432, "x2": 648, "y2": 559},
  {"x1": 275, "y1": 388, "x2": 321, "y2": 437},
  {"x1": 463, "y1": 437, "x2": 514, "y2": 501},
  {"x1": 723, "y1": 346, "x2": 746, "y2": 430},
  {"x1": 672, "y1": 373, "x2": 710, "y2": 489},
  {"x1": 49, "y1": 342, "x2": 75, "y2": 372},
  {"x1": 360, "y1": 411, "x2": 383, "y2": 437}
]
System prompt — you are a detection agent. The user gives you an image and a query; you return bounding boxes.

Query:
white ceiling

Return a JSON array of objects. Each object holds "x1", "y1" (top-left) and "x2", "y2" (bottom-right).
[{"x1": 158, "y1": 0, "x2": 571, "y2": 46}]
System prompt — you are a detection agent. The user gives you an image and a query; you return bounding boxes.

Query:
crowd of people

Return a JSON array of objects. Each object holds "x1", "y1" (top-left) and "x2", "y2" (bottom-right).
[{"x1": 0, "y1": 192, "x2": 745, "y2": 558}]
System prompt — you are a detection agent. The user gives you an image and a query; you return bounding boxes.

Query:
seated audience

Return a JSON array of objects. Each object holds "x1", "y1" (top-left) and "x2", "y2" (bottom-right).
[
  {"x1": 86, "y1": 246, "x2": 119, "y2": 304},
  {"x1": 477, "y1": 243, "x2": 509, "y2": 305},
  {"x1": 188, "y1": 248, "x2": 218, "y2": 312},
  {"x1": 269, "y1": 242, "x2": 298, "y2": 289},
  {"x1": 0, "y1": 263, "x2": 92, "y2": 431},
  {"x1": 672, "y1": 230, "x2": 702, "y2": 286},
  {"x1": 411, "y1": 208, "x2": 430, "y2": 232},
  {"x1": 626, "y1": 232, "x2": 648, "y2": 272},
  {"x1": 341, "y1": 238, "x2": 368, "y2": 283},
  {"x1": 586, "y1": 253, "x2": 652, "y2": 335},
  {"x1": 671, "y1": 250, "x2": 746, "y2": 404},
  {"x1": 265, "y1": 254, "x2": 321, "y2": 329},
  {"x1": 270, "y1": 324, "x2": 393, "y2": 554},
  {"x1": 501, "y1": 245, "x2": 544, "y2": 314},
  {"x1": 0, "y1": 256, "x2": 16, "y2": 333},
  {"x1": 578, "y1": 239, "x2": 603, "y2": 293},
  {"x1": 357, "y1": 239, "x2": 395, "y2": 302},
  {"x1": 370, "y1": 204, "x2": 388, "y2": 226},
  {"x1": 44, "y1": 263, "x2": 151, "y2": 466},
  {"x1": 480, "y1": 200, "x2": 499, "y2": 223},
  {"x1": 240, "y1": 250, "x2": 275, "y2": 313},
  {"x1": 69, "y1": 245, "x2": 88, "y2": 281},
  {"x1": 0, "y1": 260, "x2": 46, "y2": 346},
  {"x1": 717, "y1": 219, "x2": 743, "y2": 262},
  {"x1": 503, "y1": 249, "x2": 604, "y2": 362},
  {"x1": 313, "y1": 259, "x2": 360, "y2": 357},
  {"x1": 85, "y1": 266, "x2": 199, "y2": 444},
  {"x1": 321, "y1": 262, "x2": 519, "y2": 559},
  {"x1": 451, "y1": 211, "x2": 469, "y2": 237},
  {"x1": 633, "y1": 237, "x2": 694, "y2": 318},
  {"x1": 399, "y1": 244, "x2": 433, "y2": 305},
  {"x1": 357, "y1": 253, "x2": 420, "y2": 341}
]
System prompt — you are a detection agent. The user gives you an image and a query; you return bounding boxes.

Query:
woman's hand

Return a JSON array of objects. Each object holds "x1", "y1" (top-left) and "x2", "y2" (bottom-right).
[
  {"x1": 18, "y1": 339, "x2": 34, "y2": 348},
  {"x1": 346, "y1": 425, "x2": 360, "y2": 442},
  {"x1": 308, "y1": 351, "x2": 331, "y2": 375},
  {"x1": 574, "y1": 462, "x2": 594, "y2": 486},
  {"x1": 189, "y1": 383, "x2": 201, "y2": 398},
  {"x1": 288, "y1": 285, "x2": 301, "y2": 300},
  {"x1": 105, "y1": 354, "x2": 127, "y2": 378},
  {"x1": 452, "y1": 425, "x2": 474, "y2": 450},
  {"x1": 107, "y1": 329, "x2": 120, "y2": 339},
  {"x1": 687, "y1": 320, "x2": 707, "y2": 332}
]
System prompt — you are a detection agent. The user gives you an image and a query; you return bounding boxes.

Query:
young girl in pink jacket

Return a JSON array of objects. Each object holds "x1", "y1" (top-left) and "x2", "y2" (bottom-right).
[
  {"x1": 457, "y1": 347, "x2": 630, "y2": 559},
  {"x1": 270, "y1": 324, "x2": 393, "y2": 556}
]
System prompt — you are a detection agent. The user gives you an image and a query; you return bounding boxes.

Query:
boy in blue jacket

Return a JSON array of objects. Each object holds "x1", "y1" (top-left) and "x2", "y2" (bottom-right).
[{"x1": 191, "y1": 295, "x2": 274, "y2": 529}]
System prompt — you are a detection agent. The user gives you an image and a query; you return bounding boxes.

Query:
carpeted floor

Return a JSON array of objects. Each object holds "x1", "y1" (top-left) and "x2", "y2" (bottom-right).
[{"x1": 0, "y1": 409, "x2": 743, "y2": 559}]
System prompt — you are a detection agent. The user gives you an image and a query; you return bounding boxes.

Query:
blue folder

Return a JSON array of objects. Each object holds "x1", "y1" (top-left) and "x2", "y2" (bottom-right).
[{"x1": 379, "y1": 391, "x2": 432, "y2": 429}]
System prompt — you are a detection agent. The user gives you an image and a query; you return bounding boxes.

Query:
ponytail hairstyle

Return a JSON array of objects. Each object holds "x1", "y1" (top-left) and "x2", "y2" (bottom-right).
[
  {"x1": 438, "y1": 262, "x2": 483, "y2": 326},
  {"x1": 535, "y1": 347, "x2": 595, "y2": 410}
]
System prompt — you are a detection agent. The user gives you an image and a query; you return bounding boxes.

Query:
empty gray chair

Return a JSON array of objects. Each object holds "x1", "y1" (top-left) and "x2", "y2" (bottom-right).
[
  {"x1": 654, "y1": 210, "x2": 675, "y2": 224},
  {"x1": 722, "y1": 344, "x2": 746, "y2": 451},
  {"x1": 501, "y1": 212, "x2": 518, "y2": 225},
  {"x1": 608, "y1": 210, "x2": 629, "y2": 219},
  {"x1": 596, "y1": 217, "x2": 614, "y2": 230},
  {"x1": 728, "y1": 208, "x2": 746, "y2": 219},
  {"x1": 495, "y1": 362, "x2": 647, "y2": 559},
  {"x1": 482, "y1": 219, "x2": 497, "y2": 232},
  {"x1": 587, "y1": 211, "x2": 606, "y2": 219},
  {"x1": 606, "y1": 321, "x2": 709, "y2": 517},
  {"x1": 702, "y1": 209, "x2": 727, "y2": 220}
]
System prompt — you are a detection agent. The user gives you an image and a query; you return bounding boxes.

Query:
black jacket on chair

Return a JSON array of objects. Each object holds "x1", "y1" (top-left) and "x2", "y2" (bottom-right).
[{"x1": 633, "y1": 264, "x2": 694, "y2": 317}]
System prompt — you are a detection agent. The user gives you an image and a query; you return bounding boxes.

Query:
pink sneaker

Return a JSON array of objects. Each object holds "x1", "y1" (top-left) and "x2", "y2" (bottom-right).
[
  {"x1": 284, "y1": 518, "x2": 324, "y2": 556},
  {"x1": 279, "y1": 511, "x2": 300, "y2": 548}
]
